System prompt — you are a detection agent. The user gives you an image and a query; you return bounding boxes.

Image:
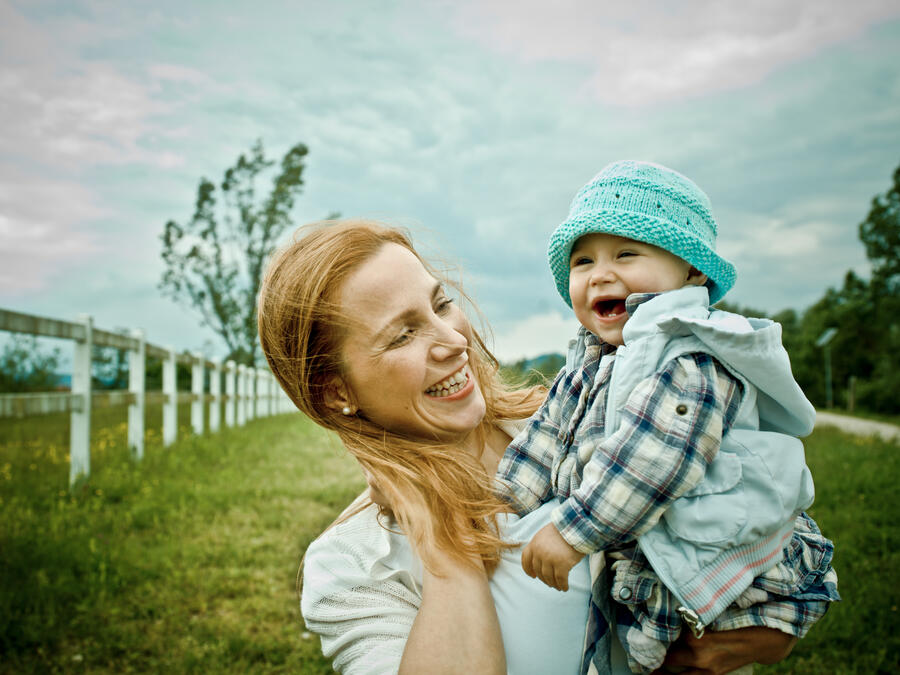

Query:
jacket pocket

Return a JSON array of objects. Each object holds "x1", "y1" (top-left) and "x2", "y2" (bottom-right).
[{"x1": 662, "y1": 451, "x2": 746, "y2": 544}]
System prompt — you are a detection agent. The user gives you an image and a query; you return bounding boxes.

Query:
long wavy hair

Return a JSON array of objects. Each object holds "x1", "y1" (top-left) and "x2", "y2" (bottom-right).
[{"x1": 258, "y1": 219, "x2": 545, "y2": 573}]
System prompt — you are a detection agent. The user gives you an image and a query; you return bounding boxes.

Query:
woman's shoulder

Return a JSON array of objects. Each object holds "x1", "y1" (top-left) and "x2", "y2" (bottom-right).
[
  {"x1": 304, "y1": 494, "x2": 390, "y2": 575},
  {"x1": 301, "y1": 493, "x2": 421, "y2": 606},
  {"x1": 300, "y1": 495, "x2": 423, "y2": 673}
]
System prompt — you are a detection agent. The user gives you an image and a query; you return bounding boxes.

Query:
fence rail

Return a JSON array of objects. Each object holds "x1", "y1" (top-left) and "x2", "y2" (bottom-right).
[{"x1": 0, "y1": 307, "x2": 294, "y2": 486}]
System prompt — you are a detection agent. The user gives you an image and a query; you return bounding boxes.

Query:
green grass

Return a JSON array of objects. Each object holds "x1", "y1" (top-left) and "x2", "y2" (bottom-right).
[
  {"x1": 0, "y1": 407, "x2": 364, "y2": 673},
  {"x1": 757, "y1": 427, "x2": 899, "y2": 674},
  {"x1": 0, "y1": 412, "x2": 897, "y2": 673}
]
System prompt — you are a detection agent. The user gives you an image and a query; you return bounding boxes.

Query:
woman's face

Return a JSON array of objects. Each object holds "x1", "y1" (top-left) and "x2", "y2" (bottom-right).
[{"x1": 336, "y1": 243, "x2": 486, "y2": 442}]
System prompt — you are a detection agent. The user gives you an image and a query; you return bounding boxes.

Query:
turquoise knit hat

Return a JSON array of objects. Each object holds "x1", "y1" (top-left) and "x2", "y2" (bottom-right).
[{"x1": 548, "y1": 160, "x2": 736, "y2": 306}]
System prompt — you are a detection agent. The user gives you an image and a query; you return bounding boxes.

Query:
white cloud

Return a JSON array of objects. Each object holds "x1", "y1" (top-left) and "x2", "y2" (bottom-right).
[
  {"x1": 0, "y1": 61, "x2": 176, "y2": 167},
  {"x1": 490, "y1": 311, "x2": 580, "y2": 361},
  {"x1": 0, "y1": 0, "x2": 897, "y2": 363},
  {"x1": 447, "y1": 0, "x2": 900, "y2": 105},
  {"x1": 722, "y1": 212, "x2": 826, "y2": 261},
  {"x1": 0, "y1": 175, "x2": 104, "y2": 293}
]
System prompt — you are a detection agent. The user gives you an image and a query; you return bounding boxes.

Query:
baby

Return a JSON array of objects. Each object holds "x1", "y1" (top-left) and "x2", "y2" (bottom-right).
[{"x1": 497, "y1": 160, "x2": 829, "y2": 672}]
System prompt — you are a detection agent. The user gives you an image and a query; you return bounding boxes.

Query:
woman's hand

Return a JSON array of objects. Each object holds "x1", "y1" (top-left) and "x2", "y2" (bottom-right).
[{"x1": 654, "y1": 626, "x2": 797, "y2": 675}]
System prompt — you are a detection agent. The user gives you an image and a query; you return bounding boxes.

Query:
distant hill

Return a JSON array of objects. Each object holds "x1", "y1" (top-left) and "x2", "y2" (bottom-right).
[{"x1": 501, "y1": 352, "x2": 565, "y2": 386}]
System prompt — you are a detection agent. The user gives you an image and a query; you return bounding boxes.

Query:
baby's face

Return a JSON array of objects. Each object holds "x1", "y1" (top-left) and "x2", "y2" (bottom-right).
[{"x1": 568, "y1": 233, "x2": 705, "y2": 346}]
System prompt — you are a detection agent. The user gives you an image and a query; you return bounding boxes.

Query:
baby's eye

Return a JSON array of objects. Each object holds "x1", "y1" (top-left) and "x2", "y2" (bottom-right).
[
  {"x1": 617, "y1": 250, "x2": 637, "y2": 259},
  {"x1": 571, "y1": 256, "x2": 592, "y2": 267}
]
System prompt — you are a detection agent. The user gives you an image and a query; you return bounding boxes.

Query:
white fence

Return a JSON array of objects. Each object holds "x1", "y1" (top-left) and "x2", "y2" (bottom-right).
[{"x1": 0, "y1": 307, "x2": 294, "y2": 486}]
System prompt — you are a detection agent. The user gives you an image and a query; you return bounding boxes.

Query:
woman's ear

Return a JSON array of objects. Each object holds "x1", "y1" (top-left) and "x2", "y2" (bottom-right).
[
  {"x1": 323, "y1": 376, "x2": 355, "y2": 415},
  {"x1": 686, "y1": 267, "x2": 708, "y2": 287}
]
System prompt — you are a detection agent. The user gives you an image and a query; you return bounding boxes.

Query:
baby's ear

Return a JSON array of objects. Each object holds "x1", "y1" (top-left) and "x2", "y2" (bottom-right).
[{"x1": 686, "y1": 267, "x2": 708, "y2": 286}]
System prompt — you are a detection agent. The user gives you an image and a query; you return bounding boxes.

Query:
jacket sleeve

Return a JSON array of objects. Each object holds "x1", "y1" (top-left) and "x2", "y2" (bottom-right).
[
  {"x1": 553, "y1": 353, "x2": 742, "y2": 553},
  {"x1": 495, "y1": 366, "x2": 570, "y2": 515},
  {"x1": 300, "y1": 511, "x2": 420, "y2": 675}
]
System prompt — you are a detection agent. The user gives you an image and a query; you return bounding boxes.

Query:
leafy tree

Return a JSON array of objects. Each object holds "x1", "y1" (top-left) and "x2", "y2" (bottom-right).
[
  {"x1": 0, "y1": 335, "x2": 62, "y2": 393},
  {"x1": 160, "y1": 139, "x2": 309, "y2": 366},
  {"x1": 852, "y1": 162, "x2": 900, "y2": 413},
  {"x1": 858, "y1": 163, "x2": 900, "y2": 292},
  {"x1": 778, "y1": 163, "x2": 900, "y2": 414}
]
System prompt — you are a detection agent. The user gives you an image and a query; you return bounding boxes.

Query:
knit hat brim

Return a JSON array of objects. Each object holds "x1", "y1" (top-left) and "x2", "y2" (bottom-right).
[{"x1": 548, "y1": 209, "x2": 736, "y2": 306}]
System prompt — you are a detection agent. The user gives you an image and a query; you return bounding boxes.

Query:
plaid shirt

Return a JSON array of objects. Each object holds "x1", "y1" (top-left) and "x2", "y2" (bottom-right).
[
  {"x1": 496, "y1": 319, "x2": 742, "y2": 554},
  {"x1": 496, "y1": 294, "x2": 839, "y2": 673},
  {"x1": 609, "y1": 511, "x2": 839, "y2": 672}
]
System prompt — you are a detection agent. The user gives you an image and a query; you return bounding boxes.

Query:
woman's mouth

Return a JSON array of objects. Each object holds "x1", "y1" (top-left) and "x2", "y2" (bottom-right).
[
  {"x1": 425, "y1": 366, "x2": 469, "y2": 398},
  {"x1": 593, "y1": 298, "x2": 627, "y2": 319}
]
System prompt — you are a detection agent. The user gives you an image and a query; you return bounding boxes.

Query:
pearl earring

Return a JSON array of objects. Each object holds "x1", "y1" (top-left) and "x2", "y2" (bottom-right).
[{"x1": 342, "y1": 406, "x2": 352, "y2": 416}]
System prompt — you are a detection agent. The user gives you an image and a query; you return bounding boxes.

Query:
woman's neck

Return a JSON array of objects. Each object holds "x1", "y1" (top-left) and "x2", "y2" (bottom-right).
[{"x1": 458, "y1": 423, "x2": 511, "y2": 476}]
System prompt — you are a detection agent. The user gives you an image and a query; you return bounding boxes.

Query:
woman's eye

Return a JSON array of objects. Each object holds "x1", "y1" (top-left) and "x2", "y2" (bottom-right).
[
  {"x1": 436, "y1": 297, "x2": 454, "y2": 314},
  {"x1": 389, "y1": 329, "x2": 414, "y2": 348}
]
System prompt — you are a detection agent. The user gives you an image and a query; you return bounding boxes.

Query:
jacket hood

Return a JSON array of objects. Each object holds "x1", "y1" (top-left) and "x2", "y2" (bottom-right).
[{"x1": 627, "y1": 286, "x2": 816, "y2": 437}]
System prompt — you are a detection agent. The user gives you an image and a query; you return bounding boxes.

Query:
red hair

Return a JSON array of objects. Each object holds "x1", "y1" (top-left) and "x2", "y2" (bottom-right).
[{"x1": 258, "y1": 219, "x2": 544, "y2": 572}]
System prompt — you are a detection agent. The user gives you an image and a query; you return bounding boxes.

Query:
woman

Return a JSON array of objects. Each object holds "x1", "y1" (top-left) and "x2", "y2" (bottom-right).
[{"x1": 258, "y1": 220, "x2": 836, "y2": 674}]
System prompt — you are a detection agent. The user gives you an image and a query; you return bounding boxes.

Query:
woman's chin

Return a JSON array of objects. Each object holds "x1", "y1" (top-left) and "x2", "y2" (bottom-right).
[{"x1": 417, "y1": 392, "x2": 487, "y2": 441}]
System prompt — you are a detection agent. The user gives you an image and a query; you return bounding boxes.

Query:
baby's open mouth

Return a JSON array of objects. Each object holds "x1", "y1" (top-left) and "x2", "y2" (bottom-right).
[
  {"x1": 593, "y1": 298, "x2": 627, "y2": 318},
  {"x1": 425, "y1": 366, "x2": 468, "y2": 397}
]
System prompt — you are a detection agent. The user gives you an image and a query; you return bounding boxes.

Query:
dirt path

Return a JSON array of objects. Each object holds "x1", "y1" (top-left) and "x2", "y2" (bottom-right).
[{"x1": 815, "y1": 410, "x2": 900, "y2": 442}]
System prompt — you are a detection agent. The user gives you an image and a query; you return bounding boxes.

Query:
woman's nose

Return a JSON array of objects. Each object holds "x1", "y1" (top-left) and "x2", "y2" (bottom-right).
[{"x1": 430, "y1": 320, "x2": 468, "y2": 361}]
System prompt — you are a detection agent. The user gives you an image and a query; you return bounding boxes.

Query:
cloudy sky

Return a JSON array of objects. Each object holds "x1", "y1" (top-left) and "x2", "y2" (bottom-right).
[{"x1": 2, "y1": 0, "x2": 899, "y2": 363}]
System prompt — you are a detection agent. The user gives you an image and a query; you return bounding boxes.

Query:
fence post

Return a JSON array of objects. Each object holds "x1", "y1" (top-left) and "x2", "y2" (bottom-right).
[
  {"x1": 69, "y1": 314, "x2": 93, "y2": 486},
  {"x1": 256, "y1": 369, "x2": 266, "y2": 418},
  {"x1": 209, "y1": 360, "x2": 221, "y2": 432},
  {"x1": 236, "y1": 364, "x2": 246, "y2": 426},
  {"x1": 128, "y1": 329, "x2": 145, "y2": 461},
  {"x1": 246, "y1": 368, "x2": 256, "y2": 421},
  {"x1": 225, "y1": 360, "x2": 236, "y2": 427},
  {"x1": 163, "y1": 346, "x2": 177, "y2": 446},
  {"x1": 266, "y1": 372, "x2": 274, "y2": 416},
  {"x1": 191, "y1": 352, "x2": 204, "y2": 435}
]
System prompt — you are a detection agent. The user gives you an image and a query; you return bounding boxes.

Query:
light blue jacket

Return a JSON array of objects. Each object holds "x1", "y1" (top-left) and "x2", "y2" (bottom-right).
[{"x1": 584, "y1": 285, "x2": 816, "y2": 628}]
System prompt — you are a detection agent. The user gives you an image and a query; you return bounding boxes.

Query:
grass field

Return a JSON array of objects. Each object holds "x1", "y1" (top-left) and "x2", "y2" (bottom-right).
[{"x1": 0, "y1": 409, "x2": 897, "y2": 673}]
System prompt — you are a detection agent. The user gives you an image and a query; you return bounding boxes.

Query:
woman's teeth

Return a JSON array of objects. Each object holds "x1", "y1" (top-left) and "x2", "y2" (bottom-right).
[{"x1": 425, "y1": 368, "x2": 468, "y2": 397}]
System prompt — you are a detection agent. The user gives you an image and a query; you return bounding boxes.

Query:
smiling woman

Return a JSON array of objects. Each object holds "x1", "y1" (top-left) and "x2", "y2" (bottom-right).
[
  {"x1": 257, "y1": 219, "x2": 817, "y2": 674},
  {"x1": 331, "y1": 243, "x2": 487, "y2": 442},
  {"x1": 257, "y1": 221, "x2": 543, "y2": 577}
]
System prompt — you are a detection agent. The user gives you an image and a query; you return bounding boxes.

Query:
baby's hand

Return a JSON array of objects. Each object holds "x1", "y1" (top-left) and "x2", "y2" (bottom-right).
[{"x1": 521, "y1": 523, "x2": 585, "y2": 591}]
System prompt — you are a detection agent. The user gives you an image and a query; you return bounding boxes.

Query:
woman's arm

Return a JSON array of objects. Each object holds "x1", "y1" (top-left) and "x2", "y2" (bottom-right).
[
  {"x1": 302, "y1": 495, "x2": 506, "y2": 675},
  {"x1": 368, "y1": 475, "x2": 506, "y2": 674},
  {"x1": 400, "y1": 555, "x2": 505, "y2": 675}
]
